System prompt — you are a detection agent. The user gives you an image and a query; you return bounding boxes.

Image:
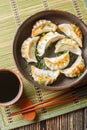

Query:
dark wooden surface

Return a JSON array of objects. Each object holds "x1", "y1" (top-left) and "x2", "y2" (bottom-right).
[{"x1": 13, "y1": 107, "x2": 87, "y2": 130}]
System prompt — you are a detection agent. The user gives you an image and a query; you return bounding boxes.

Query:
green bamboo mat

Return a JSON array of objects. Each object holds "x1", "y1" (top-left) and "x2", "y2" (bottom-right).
[{"x1": 0, "y1": 0, "x2": 87, "y2": 130}]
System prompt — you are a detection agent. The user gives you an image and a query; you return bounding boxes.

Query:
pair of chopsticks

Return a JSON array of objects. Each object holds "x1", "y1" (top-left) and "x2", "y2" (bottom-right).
[{"x1": 10, "y1": 89, "x2": 77, "y2": 116}]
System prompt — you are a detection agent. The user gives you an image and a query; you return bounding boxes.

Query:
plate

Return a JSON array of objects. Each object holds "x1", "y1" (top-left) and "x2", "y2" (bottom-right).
[{"x1": 13, "y1": 10, "x2": 87, "y2": 90}]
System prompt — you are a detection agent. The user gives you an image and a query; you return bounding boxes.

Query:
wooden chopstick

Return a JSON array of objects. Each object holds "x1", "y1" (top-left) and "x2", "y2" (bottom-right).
[
  {"x1": 11, "y1": 95, "x2": 77, "y2": 116},
  {"x1": 10, "y1": 90, "x2": 76, "y2": 116}
]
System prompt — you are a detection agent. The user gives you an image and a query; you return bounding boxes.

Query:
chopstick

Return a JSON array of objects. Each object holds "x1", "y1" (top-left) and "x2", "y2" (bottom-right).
[
  {"x1": 10, "y1": 90, "x2": 76, "y2": 116},
  {"x1": 11, "y1": 96, "x2": 76, "y2": 116}
]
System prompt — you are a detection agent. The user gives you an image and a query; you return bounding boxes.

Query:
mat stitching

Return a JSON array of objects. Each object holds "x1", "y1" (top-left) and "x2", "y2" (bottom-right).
[
  {"x1": 70, "y1": 87, "x2": 81, "y2": 104},
  {"x1": 4, "y1": 106, "x2": 13, "y2": 123},
  {"x1": 72, "y1": 0, "x2": 83, "y2": 19},
  {"x1": 72, "y1": 0, "x2": 85, "y2": 103},
  {"x1": 2, "y1": 0, "x2": 21, "y2": 124},
  {"x1": 10, "y1": 0, "x2": 21, "y2": 26},
  {"x1": 33, "y1": 0, "x2": 50, "y2": 114},
  {"x1": 41, "y1": 0, "x2": 49, "y2": 10},
  {"x1": 10, "y1": 0, "x2": 47, "y2": 114},
  {"x1": 35, "y1": 86, "x2": 47, "y2": 113}
]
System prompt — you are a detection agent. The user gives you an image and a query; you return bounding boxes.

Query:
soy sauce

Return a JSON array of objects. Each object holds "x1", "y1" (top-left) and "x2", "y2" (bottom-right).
[{"x1": 0, "y1": 71, "x2": 20, "y2": 103}]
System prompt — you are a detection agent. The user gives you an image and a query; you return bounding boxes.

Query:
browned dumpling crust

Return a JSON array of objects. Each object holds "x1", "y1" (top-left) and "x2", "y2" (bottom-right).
[
  {"x1": 61, "y1": 56, "x2": 85, "y2": 77},
  {"x1": 21, "y1": 37, "x2": 39, "y2": 63},
  {"x1": 37, "y1": 32, "x2": 65, "y2": 56},
  {"x1": 55, "y1": 38, "x2": 82, "y2": 55},
  {"x1": 31, "y1": 65, "x2": 60, "y2": 85},
  {"x1": 58, "y1": 24, "x2": 82, "y2": 47},
  {"x1": 44, "y1": 51, "x2": 70, "y2": 70},
  {"x1": 32, "y1": 20, "x2": 58, "y2": 37}
]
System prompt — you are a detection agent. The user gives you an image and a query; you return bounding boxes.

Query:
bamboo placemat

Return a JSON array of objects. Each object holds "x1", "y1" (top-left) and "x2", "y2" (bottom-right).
[{"x1": 0, "y1": 0, "x2": 87, "y2": 130}]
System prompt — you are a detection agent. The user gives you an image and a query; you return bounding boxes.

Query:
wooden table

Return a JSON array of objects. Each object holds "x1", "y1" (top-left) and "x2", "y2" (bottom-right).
[{"x1": 14, "y1": 108, "x2": 87, "y2": 130}]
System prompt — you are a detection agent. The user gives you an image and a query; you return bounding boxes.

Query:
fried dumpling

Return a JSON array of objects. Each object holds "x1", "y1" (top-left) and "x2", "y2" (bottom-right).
[
  {"x1": 61, "y1": 56, "x2": 85, "y2": 78},
  {"x1": 31, "y1": 66, "x2": 60, "y2": 85},
  {"x1": 58, "y1": 24, "x2": 82, "y2": 47},
  {"x1": 32, "y1": 20, "x2": 58, "y2": 37},
  {"x1": 44, "y1": 51, "x2": 70, "y2": 70},
  {"x1": 21, "y1": 37, "x2": 39, "y2": 63},
  {"x1": 37, "y1": 32, "x2": 65, "y2": 56},
  {"x1": 55, "y1": 38, "x2": 81, "y2": 55}
]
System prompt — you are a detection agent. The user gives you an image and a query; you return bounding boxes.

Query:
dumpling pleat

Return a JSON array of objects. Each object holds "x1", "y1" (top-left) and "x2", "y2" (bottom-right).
[
  {"x1": 55, "y1": 38, "x2": 82, "y2": 55},
  {"x1": 21, "y1": 37, "x2": 39, "y2": 63},
  {"x1": 32, "y1": 20, "x2": 58, "y2": 36},
  {"x1": 61, "y1": 56, "x2": 85, "y2": 77},
  {"x1": 44, "y1": 51, "x2": 70, "y2": 70},
  {"x1": 37, "y1": 32, "x2": 65, "y2": 56},
  {"x1": 58, "y1": 24, "x2": 82, "y2": 47},
  {"x1": 31, "y1": 65, "x2": 60, "y2": 85}
]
